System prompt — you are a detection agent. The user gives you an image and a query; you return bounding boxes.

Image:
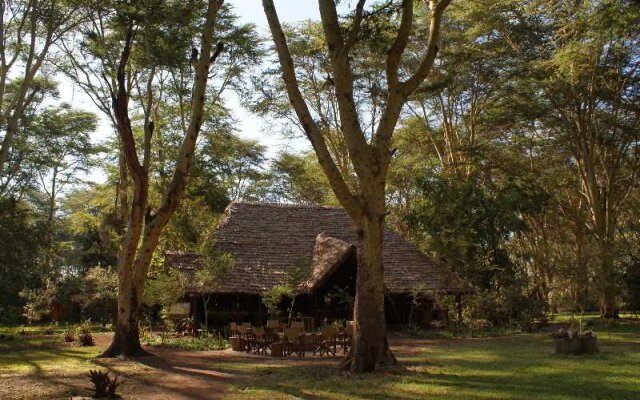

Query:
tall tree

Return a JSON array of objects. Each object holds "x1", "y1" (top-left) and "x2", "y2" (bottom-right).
[
  {"x1": 74, "y1": 0, "x2": 229, "y2": 357},
  {"x1": 0, "y1": 0, "x2": 85, "y2": 176},
  {"x1": 263, "y1": 0, "x2": 451, "y2": 371},
  {"x1": 29, "y1": 104, "x2": 98, "y2": 271},
  {"x1": 533, "y1": 0, "x2": 640, "y2": 317}
]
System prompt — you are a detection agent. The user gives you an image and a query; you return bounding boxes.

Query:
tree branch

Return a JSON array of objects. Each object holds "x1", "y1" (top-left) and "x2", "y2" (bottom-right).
[
  {"x1": 386, "y1": 0, "x2": 413, "y2": 90},
  {"x1": 343, "y1": 0, "x2": 367, "y2": 54},
  {"x1": 399, "y1": 0, "x2": 451, "y2": 96},
  {"x1": 318, "y1": 0, "x2": 375, "y2": 181},
  {"x1": 263, "y1": 0, "x2": 360, "y2": 218}
]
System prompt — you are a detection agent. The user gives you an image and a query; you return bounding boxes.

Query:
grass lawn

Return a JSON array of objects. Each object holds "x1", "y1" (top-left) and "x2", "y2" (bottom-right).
[
  {"x1": 0, "y1": 318, "x2": 639, "y2": 399},
  {"x1": 225, "y1": 319, "x2": 640, "y2": 400}
]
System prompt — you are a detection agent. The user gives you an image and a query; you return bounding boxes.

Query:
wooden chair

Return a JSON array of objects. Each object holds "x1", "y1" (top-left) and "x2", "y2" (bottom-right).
[
  {"x1": 338, "y1": 322, "x2": 354, "y2": 354},
  {"x1": 236, "y1": 326, "x2": 250, "y2": 350},
  {"x1": 266, "y1": 319, "x2": 280, "y2": 330},
  {"x1": 251, "y1": 327, "x2": 270, "y2": 355},
  {"x1": 314, "y1": 326, "x2": 338, "y2": 356},
  {"x1": 229, "y1": 322, "x2": 238, "y2": 337},
  {"x1": 283, "y1": 328, "x2": 303, "y2": 357},
  {"x1": 290, "y1": 320, "x2": 305, "y2": 330}
]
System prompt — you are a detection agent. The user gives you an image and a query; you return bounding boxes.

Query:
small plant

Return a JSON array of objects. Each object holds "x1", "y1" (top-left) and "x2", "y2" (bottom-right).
[
  {"x1": 88, "y1": 369, "x2": 121, "y2": 398},
  {"x1": 176, "y1": 316, "x2": 195, "y2": 334},
  {"x1": 78, "y1": 321, "x2": 95, "y2": 346},
  {"x1": 63, "y1": 328, "x2": 76, "y2": 343},
  {"x1": 161, "y1": 319, "x2": 176, "y2": 344},
  {"x1": 79, "y1": 330, "x2": 94, "y2": 346},
  {"x1": 261, "y1": 285, "x2": 294, "y2": 318},
  {"x1": 44, "y1": 321, "x2": 58, "y2": 335}
]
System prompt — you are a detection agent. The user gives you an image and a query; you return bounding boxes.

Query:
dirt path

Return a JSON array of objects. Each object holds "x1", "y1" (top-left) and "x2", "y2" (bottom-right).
[{"x1": 0, "y1": 334, "x2": 440, "y2": 399}]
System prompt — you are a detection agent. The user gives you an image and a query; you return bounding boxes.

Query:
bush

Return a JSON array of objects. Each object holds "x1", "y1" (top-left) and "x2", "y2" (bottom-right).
[
  {"x1": 261, "y1": 285, "x2": 294, "y2": 318},
  {"x1": 460, "y1": 288, "x2": 545, "y2": 331},
  {"x1": 78, "y1": 321, "x2": 95, "y2": 346},
  {"x1": 78, "y1": 266, "x2": 117, "y2": 325},
  {"x1": 19, "y1": 279, "x2": 57, "y2": 325},
  {"x1": 63, "y1": 328, "x2": 76, "y2": 343},
  {"x1": 88, "y1": 369, "x2": 121, "y2": 399},
  {"x1": 79, "y1": 330, "x2": 95, "y2": 346},
  {"x1": 0, "y1": 305, "x2": 23, "y2": 325}
]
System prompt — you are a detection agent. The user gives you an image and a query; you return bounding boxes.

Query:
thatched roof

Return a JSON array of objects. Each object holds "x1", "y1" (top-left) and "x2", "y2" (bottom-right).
[
  {"x1": 166, "y1": 202, "x2": 466, "y2": 295},
  {"x1": 299, "y1": 233, "x2": 355, "y2": 293}
]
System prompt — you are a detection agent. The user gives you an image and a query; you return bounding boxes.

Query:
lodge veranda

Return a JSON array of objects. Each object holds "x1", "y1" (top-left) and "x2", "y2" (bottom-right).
[{"x1": 227, "y1": 319, "x2": 354, "y2": 358}]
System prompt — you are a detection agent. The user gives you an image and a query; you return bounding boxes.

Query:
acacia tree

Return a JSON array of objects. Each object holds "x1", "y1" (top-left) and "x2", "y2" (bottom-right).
[
  {"x1": 263, "y1": 0, "x2": 451, "y2": 372},
  {"x1": 0, "y1": 0, "x2": 86, "y2": 176},
  {"x1": 73, "y1": 0, "x2": 229, "y2": 357},
  {"x1": 533, "y1": 0, "x2": 640, "y2": 318},
  {"x1": 30, "y1": 105, "x2": 98, "y2": 271}
]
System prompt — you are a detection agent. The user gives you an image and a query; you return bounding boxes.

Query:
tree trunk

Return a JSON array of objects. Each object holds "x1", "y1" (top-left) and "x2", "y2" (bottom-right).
[
  {"x1": 101, "y1": 0, "x2": 223, "y2": 357},
  {"x1": 203, "y1": 294, "x2": 210, "y2": 329},
  {"x1": 599, "y1": 242, "x2": 618, "y2": 319},
  {"x1": 342, "y1": 209, "x2": 396, "y2": 372},
  {"x1": 101, "y1": 262, "x2": 146, "y2": 357}
]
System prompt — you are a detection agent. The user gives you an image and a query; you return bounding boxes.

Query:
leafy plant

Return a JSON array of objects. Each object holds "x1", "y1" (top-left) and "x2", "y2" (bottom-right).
[
  {"x1": 78, "y1": 321, "x2": 95, "y2": 346},
  {"x1": 63, "y1": 328, "x2": 76, "y2": 343},
  {"x1": 19, "y1": 279, "x2": 57, "y2": 325},
  {"x1": 261, "y1": 285, "x2": 294, "y2": 318},
  {"x1": 88, "y1": 369, "x2": 121, "y2": 398}
]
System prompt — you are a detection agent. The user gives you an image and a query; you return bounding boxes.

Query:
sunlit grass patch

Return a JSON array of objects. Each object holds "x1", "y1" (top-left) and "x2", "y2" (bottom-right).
[{"x1": 0, "y1": 335, "x2": 101, "y2": 373}]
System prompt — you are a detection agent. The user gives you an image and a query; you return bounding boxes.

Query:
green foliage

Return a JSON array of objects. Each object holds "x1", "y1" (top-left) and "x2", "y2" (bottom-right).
[
  {"x1": 409, "y1": 175, "x2": 548, "y2": 289},
  {"x1": 196, "y1": 247, "x2": 235, "y2": 288},
  {"x1": 142, "y1": 331, "x2": 228, "y2": 351},
  {"x1": 0, "y1": 198, "x2": 47, "y2": 323},
  {"x1": 261, "y1": 285, "x2": 294, "y2": 317},
  {"x1": 144, "y1": 265, "x2": 187, "y2": 308},
  {"x1": 408, "y1": 174, "x2": 549, "y2": 328},
  {"x1": 461, "y1": 289, "x2": 545, "y2": 331},
  {"x1": 77, "y1": 267, "x2": 118, "y2": 323},
  {"x1": 19, "y1": 279, "x2": 58, "y2": 325},
  {"x1": 267, "y1": 152, "x2": 336, "y2": 205}
]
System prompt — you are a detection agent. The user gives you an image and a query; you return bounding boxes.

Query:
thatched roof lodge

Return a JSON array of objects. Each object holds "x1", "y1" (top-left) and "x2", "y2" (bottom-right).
[{"x1": 166, "y1": 202, "x2": 465, "y2": 328}]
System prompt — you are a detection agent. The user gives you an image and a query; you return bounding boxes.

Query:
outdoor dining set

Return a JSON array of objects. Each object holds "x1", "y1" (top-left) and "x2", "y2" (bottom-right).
[{"x1": 228, "y1": 320, "x2": 354, "y2": 357}]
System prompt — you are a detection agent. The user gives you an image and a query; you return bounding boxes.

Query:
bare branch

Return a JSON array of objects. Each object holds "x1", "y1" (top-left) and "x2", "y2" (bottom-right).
[
  {"x1": 263, "y1": 0, "x2": 360, "y2": 217},
  {"x1": 343, "y1": 0, "x2": 367, "y2": 53},
  {"x1": 399, "y1": 0, "x2": 452, "y2": 96},
  {"x1": 319, "y1": 0, "x2": 376, "y2": 181},
  {"x1": 386, "y1": 0, "x2": 413, "y2": 90}
]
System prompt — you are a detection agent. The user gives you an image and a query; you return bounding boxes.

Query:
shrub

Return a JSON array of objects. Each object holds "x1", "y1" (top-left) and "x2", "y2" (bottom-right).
[
  {"x1": 63, "y1": 328, "x2": 76, "y2": 343},
  {"x1": 0, "y1": 305, "x2": 23, "y2": 325},
  {"x1": 88, "y1": 369, "x2": 121, "y2": 398},
  {"x1": 261, "y1": 285, "x2": 294, "y2": 318},
  {"x1": 175, "y1": 317, "x2": 195, "y2": 334},
  {"x1": 79, "y1": 267, "x2": 118, "y2": 325},
  {"x1": 78, "y1": 321, "x2": 95, "y2": 346},
  {"x1": 460, "y1": 288, "x2": 545, "y2": 331},
  {"x1": 19, "y1": 279, "x2": 57, "y2": 325},
  {"x1": 79, "y1": 330, "x2": 95, "y2": 346}
]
